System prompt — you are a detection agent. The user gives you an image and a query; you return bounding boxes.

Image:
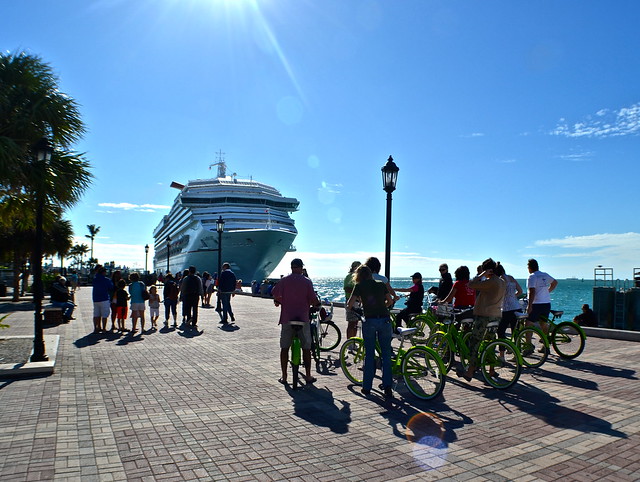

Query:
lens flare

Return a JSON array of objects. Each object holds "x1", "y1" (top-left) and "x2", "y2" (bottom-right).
[{"x1": 406, "y1": 412, "x2": 448, "y2": 470}]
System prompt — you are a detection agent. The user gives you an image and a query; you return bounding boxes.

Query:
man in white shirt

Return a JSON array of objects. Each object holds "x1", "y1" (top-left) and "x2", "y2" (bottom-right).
[{"x1": 526, "y1": 258, "x2": 558, "y2": 339}]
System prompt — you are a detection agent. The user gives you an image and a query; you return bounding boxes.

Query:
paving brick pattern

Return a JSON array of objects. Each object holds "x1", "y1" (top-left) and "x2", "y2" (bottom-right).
[{"x1": 0, "y1": 289, "x2": 638, "y2": 481}]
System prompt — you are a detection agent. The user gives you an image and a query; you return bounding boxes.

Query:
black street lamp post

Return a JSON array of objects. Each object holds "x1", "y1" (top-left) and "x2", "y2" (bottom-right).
[
  {"x1": 144, "y1": 244, "x2": 149, "y2": 274},
  {"x1": 216, "y1": 216, "x2": 225, "y2": 276},
  {"x1": 31, "y1": 137, "x2": 54, "y2": 362},
  {"x1": 166, "y1": 236, "x2": 171, "y2": 273},
  {"x1": 381, "y1": 155, "x2": 399, "y2": 281}
]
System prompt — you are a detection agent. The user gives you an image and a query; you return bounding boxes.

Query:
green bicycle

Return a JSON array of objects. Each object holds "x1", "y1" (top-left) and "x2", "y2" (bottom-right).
[
  {"x1": 339, "y1": 316, "x2": 446, "y2": 400},
  {"x1": 514, "y1": 309, "x2": 586, "y2": 367},
  {"x1": 427, "y1": 313, "x2": 522, "y2": 390}
]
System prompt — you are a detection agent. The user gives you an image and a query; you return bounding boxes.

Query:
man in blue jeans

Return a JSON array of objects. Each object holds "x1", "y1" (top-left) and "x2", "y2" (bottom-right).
[
  {"x1": 217, "y1": 262, "x2": 237, "y2": 325},
  {"x1": 50, "y1": 276, "x2": 75, "y2": 322}
]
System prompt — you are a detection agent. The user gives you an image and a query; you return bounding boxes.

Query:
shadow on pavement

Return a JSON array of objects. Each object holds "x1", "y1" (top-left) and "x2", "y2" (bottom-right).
[
  {"x1": 527, "y1": 365, "x2": 599, "y2": 391},
  {"x1": 178, "y1": 328, "x2": 204, "y2": 338},
  {"x1": 483, "y1": 380, "x2": 627, "y2": 438},
  {"x1": 287, "y1": 384, "x2": 351, "y2": 434},
  {"x1": 555, "y1": 358, "x2": 638, "y2": 380},
  {"x1": 74, "y1": 333, "x2": 101, "y2": 348}
]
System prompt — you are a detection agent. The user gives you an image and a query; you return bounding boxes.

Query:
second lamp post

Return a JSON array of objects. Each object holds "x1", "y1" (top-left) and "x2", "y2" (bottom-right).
[{"x1": 381, "y1": 156, "x2": 399, "y2": 281}]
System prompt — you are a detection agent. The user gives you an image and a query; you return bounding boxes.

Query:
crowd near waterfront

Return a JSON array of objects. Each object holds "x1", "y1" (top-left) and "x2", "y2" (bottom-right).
[{"x1": 314, "y1": 276, "x2": 592, "y2": 320}]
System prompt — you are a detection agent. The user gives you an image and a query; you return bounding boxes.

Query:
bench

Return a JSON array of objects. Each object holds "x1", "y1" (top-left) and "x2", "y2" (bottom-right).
[{"x1": 43, "y1": 304, "x2": 63, "y2": 324}]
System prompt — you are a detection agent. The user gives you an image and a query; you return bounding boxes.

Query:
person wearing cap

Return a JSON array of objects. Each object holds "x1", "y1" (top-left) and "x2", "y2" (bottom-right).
[
  {"x1": 394, "y1": 272, "x2": 425, "y2": 330},
  {"x1": 218, "y1": 262, "x2": 237, "y2": 325},
  {"x1": 50, "y1": 275, "x2": 75, "y2": 322},
  {"x1": 272, "y1": 258, "x2": 320, "y2": 386},
  {"x1": 343, "y1": 261, "x2": 361, "y2": 339}
]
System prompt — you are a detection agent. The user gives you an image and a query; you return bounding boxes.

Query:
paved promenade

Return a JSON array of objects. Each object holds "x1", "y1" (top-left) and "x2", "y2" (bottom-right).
[{"x1": 0, "y1": 289, "x2": 639, "y2": 481}]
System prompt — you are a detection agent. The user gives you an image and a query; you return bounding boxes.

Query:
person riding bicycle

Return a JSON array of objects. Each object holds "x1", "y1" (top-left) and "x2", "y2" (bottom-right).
[
  {"x1": 457, "y1": 258, "x2": 506, "y2": 382},
  {"x1": 272, "y1": 258, "x2": 320, "y2": 386},
  {"x1": 393, "y1": 272, "x2": 424, "y2": 331},
  {"x1": 439, "y1": 265, "x2": 475, "y2": 322}
]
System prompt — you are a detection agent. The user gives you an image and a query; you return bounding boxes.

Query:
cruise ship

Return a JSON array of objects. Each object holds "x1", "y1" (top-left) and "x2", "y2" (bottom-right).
[{"x1": 152, "y1": 161, "x2": 299, "y2": 282}]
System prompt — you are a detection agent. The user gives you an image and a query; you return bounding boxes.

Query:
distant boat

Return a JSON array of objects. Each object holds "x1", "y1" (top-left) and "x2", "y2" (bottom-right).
[{"x1": 566, "y1": 276, "x2": 581, "y2": 281}]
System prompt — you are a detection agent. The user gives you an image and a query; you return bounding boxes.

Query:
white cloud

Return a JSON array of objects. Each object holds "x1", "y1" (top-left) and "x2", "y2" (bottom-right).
[
  {"x1": 97, "y1": 202, "x2": 170, "y2": 212},
  {"x1": 551, "y1": 102, "x2": 640, "y2": 137},
  {"x1": 459, "y1": 132, "x2": 485, "y2": 138}
]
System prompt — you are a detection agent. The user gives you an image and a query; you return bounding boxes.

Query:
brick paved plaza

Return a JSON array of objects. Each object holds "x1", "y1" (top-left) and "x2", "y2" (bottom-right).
[{"x1": 0, "y1": 289, "x2": 638, "y2": 481}]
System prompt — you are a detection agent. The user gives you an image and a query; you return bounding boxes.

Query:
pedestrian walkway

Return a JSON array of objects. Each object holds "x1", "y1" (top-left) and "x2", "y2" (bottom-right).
[{"x1": 0, "y1": 289, "x2": 638, "y2": 480}]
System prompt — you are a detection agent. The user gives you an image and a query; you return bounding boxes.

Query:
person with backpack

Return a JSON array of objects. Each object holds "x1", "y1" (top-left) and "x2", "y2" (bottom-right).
[
  {"x1": 163, "y1": 272, "x2": 179, "y2": 328},
  {"x1": 182, "y1": 266, "x2": 203, "y2": 329}
]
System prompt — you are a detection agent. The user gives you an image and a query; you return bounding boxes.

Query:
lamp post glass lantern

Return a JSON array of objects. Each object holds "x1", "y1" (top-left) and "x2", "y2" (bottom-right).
[
  {"x1": 381, "y1": 156, "x2": 399, "y2": 280},
  {"x1": 31, "y1": 137, "x2": 54, "y2": 362},
  {"x1": 144, "y1": 244, "x2": 149, "y2": 274}
]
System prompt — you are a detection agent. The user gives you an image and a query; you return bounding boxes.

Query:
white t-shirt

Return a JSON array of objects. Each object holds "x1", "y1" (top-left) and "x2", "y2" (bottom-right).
[
  {"x1": 372, "y1": 273, "x2": 389, "y2": 284},
  {"x1": 527, "y1": 271, "x2": 555, "y2": 304}
]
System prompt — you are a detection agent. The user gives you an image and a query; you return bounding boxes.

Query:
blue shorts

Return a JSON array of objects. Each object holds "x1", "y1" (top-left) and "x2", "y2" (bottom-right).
[{"x1": 528, "y1": 303, "x2": 551, "y2": 323}]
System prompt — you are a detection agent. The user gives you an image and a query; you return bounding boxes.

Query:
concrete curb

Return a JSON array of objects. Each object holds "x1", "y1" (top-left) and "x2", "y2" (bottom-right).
[{"x1": 0, "y1": 334, "x2": 59, "y2": 377}]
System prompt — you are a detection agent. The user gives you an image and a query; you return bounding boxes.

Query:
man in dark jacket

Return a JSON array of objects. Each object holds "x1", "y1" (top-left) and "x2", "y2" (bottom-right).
[
  {"x1": 51, "y1": 276, "x2": 75, "y2": 322},
  {"x1": 181, "y1": 266, "x2": 203, "y2": 329},
  {"x1": 218, "y1": 262, "x2": 237, "y2": 325}
]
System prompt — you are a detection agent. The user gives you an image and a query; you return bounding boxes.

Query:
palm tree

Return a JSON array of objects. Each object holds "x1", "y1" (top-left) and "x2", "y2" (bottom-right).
[
  {"x1": 0, "y1": 51, "x2": 92, "y2": 358},
  {"x1": 85, "y1": 224, "x2": 100, "y2": 263},
  {"x1": 69, "y1": 243, "x2": 89, "y2": 270}
]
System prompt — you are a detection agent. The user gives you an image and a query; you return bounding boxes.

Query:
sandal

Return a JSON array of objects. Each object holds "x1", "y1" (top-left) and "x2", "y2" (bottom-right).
[
  {"x1": 278, "y1": 378, "x2": 288, "y2": 385},
  {"x1": 455, "y1": 367, "x2": 472, "y2": 382},
  {"x1": 304, "y1": 376, "x2": 317, "y2": 384}
]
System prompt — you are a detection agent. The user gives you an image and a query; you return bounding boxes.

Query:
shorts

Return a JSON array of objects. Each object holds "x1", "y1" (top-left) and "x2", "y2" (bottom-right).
[
  {"x1": 280, "y1": 322, "x2": 311, "y2": 350},
  {"x1": 150, "y1": 307, "x2": 159, "y2": 317},
  {"x1": 345, "y1": 303, "x2": 360, "y2": 323},
  {"x1": 131, "y1": 302, "x2": 146, "y2": 312},
  {"x1": 93, "y1": 300, "x2": 111, "y2": 318},
  {"x1": 115, "y1": 306, "x2": 128, "y2": 319},
  {"x1": 528, "y1": 303, "x2": 551, "y2": 323}
]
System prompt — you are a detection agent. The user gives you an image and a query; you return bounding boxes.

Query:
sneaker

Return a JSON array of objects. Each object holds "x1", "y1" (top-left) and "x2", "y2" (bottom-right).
[
  {"x1": 231, "y1": 315, "x2": 235, "y2": 322},
  {"x1": 521, "y1": 347, "x2": 534, "y2": 357}
]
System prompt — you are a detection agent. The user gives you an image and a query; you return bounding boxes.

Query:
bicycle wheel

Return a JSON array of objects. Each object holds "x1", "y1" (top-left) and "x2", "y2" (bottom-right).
[
  {"x1": 408, "y1": 314, "x2": 435, "y2": 344},
  {"x1": 459, "y1": 332, "x2": 472, "y2": 371},
  {"x1": 426, "y1": 332, "x2": 454, "y2": 372},
  {"x1": 310, "y1": 323, "x2": 320, "y2": 362},
  {"x1": 514, "y1": 326, "x2": 548, "y2": 368},
  {"x1": 318, "y1": 321, "x2": 341, "y2": 351},
  {"x1": 339, "y1": 338, "x2": 365, "y2": 385},
  {"x1": 480, "y1": 340, "x2": 521, "y2": 390},
  {"x1": 402, "y1": 346, "x2": 446, "y2": 400},
  {"x1": 551, "y1": 322, "x2": 585, "y2": 359}
]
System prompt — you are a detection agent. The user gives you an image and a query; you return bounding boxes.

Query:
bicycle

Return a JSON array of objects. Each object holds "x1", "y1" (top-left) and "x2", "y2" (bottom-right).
[
  {"x1": 426, "y1": 311, "x2": 522, "y2": 390},
  {"x1": 514, "y1": 308, "x2": 586, "y2": 365},
  {"x1": 339, "y1": 312, "x2": 446, "y2": 400},
  {"x1": 288, "y1": 320, "x2": 307, "y2": 390},
  {"x1": 309, "y1": 300, "x2": 342, "y2": 362}
]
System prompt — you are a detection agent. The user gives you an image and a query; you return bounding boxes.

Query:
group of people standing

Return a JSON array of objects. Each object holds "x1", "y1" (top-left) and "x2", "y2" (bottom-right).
[{"x1": 89, "y1": 262, "x2": 239, "y2": 335}]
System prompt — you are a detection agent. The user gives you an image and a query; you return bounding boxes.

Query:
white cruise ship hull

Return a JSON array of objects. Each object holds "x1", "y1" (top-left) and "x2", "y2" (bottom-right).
[{"x1": 152, "y1": 169, "x2": 299, "y2": 282}]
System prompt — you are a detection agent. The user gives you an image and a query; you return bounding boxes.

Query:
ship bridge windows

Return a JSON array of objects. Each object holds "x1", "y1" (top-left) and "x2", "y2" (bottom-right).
[{"x1": 182, "y1": 196, "x2": 298, "y2": 210}]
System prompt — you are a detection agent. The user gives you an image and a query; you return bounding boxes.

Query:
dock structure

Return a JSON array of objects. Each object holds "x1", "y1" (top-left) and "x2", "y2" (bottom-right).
[
  {"x1": 593, "y1": 267, "x2": 640, "y2": 331},
  {"x1": 0, "y1": 289, "x2": 639, "y2": 480}
]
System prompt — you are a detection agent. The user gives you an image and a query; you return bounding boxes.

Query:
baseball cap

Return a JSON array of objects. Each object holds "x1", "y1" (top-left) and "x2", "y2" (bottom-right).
[
  {"x1": 59, "y1": 276, "x2": 67, "y2": 283},
  {"x1": 411, "y1": 272, "x2": 422, "y2": 279},
  {"x1": 291, "y1": 258, "x2": 304, "y2": 268}
]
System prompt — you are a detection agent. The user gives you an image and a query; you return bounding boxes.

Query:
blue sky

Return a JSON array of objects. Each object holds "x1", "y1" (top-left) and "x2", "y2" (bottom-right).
[{"x1": 5, "y1": 0, "x2": 640, "y2": 280}]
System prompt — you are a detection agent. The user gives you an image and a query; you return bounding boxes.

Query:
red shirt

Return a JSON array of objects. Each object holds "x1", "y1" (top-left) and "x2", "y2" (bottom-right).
[
  {"x1": 272, "y1": 274, "x2": 316, "y2": 324},
  {"x1": 453, "y1": 279, "x2": 475, "y2": 307}
]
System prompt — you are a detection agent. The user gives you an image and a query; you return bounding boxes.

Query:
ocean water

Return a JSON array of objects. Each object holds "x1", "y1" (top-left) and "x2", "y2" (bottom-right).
[{"x1": 311, "y1": 277, "x2": 594, "y2": 321}]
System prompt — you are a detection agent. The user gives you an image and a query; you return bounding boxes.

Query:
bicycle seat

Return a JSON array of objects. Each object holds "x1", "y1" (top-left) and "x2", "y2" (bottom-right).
[
  {"x1": 516, "y1": 312, "x2": 528, "y2": 319},
  {"x1": 395, "y1": 327, "x2": 417, "y2": 337},
  {"x1": 486, "y1": 320, "x2": 499, "y2": 329},
  {"x1": 289, "y1": 320, "x2": 306, "y2": 327},
  {"x1": 550, "y1": 310, "x2": 564, "y2": 317},
  {"x1": 459, "y1": 318, "x2": 474, "y2": 325}
]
